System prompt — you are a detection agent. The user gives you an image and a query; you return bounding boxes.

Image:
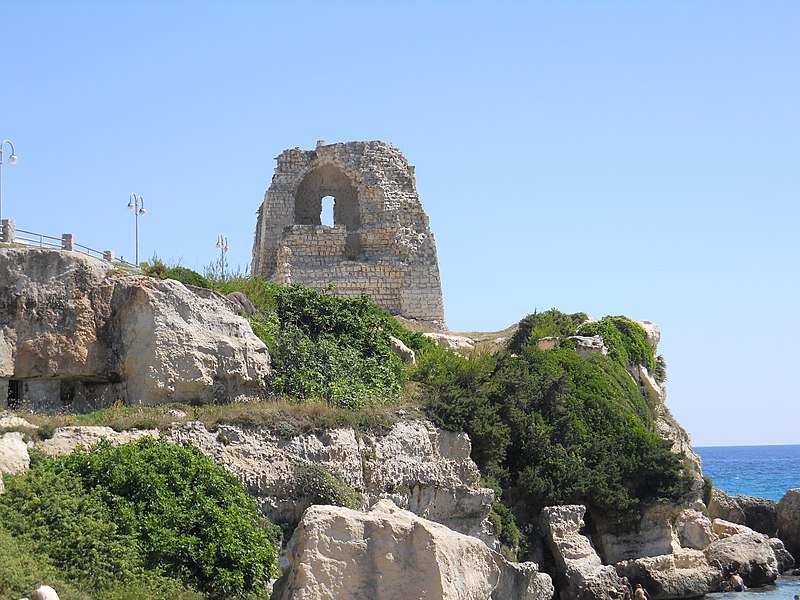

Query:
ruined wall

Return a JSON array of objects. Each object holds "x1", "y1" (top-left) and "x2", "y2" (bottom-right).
[{"x1": 251, "y1": 141, "x2": 446, "y2": 329}]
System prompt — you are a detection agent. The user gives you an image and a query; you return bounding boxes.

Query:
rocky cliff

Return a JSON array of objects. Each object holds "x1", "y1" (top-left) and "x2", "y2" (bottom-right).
[
  {"x1": 1, "y1": 247, "x2": 794, "y2": 600},
  {"x1": 0, "y1": 248, "x2": 270, "y2": 410}
]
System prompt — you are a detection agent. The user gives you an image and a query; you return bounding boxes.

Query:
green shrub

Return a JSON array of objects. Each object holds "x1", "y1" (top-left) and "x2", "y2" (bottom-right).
[
  {"x1": 0, "y1": 454, "x2": 207, "y2": 599},
  {"x1": 292, "y1": 463, "x2": 362, "y2": 509},
  {"x1": 54, "y1": 438, "x2": 279, "y2": 598},
  {"x1": 162, "y1": 266, "x2": 211, "y2": 289},
  {"x1": 489, "y1": 501, "x2": 520, "y2": 558},
  {"x1": 507, "y1": 309, "x2": 588, "y2": 354},
  {"x1": 0, "y1": 461, "x2": 144, "y2": 588},
  {"x1": 0, "y1": 524, "x2": 90, "y2": 600},
  {"x1": 420, "y1": 312, "x2": 693, "y2": 530},
  {"x1": 141, "y1": 256, "x2": 210, "y2": 289},
  {"x1": 577, "y1": 315, "x2": 656, "y2": 371},
  {"x1": 268, "y1": 286, "x2": 411, "y2": 408}
]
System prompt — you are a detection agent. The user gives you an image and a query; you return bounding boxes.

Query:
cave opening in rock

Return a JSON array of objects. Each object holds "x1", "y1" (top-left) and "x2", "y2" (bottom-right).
[{"x1": 7, "y1": 379, "x2": 22, "y2": 409}]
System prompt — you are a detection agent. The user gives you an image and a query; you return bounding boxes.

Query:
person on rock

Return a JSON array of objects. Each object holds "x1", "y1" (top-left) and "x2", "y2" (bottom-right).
[
  {"x1": 729, "y1": 571, "x2": 745, "y2": 592},
  {"x1": 634, "y1": 583, "x2": 649, "y2": 600}
]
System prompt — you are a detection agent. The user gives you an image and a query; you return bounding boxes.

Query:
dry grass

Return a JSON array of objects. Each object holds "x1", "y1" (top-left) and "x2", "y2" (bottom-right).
[{"x1": 2, "y1": 396, "x2": 427, "y2": 440}]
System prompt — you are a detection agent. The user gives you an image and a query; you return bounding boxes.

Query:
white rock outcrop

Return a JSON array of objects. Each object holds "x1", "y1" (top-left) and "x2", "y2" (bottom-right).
[
  {"x1": 704, "y1": 530, "x2": 779, "y2": 587},
  {"x1": 0, "y1": 431, "x2": 30, "y2": 474},
  {"x1": 615, "y1": 550, "x2": 722, "y2": 599},
  {"x1": 0, "y1": 247, "x2": 270, "y2": 410},
  {"x1": 25, "y1": 418, "x2": 495, "y2": 542},
  {"x1": 37, "y1": 426, "x2": 158, "y2": 457},
  {"x1": 272, "y1": 500, "x2": 553, "y2": 600},
  {"x1": 540, "y1": 505, "x2": 622, "y2": 600},
  {"x1": 29, "y1": 585, "x2": 60, "y2": 600},
  {"x1": 424, "y1": 332, "x2": 476, "y2": 351},
  {"x1": 778, "y1": 487, "x2": 800, "y2": 559},
  {"x1": 165, "y1": 419, "x2": 495, "y2": 541}
]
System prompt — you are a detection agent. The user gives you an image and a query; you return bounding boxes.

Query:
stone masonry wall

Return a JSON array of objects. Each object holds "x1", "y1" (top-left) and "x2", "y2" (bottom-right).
[{"x1": 251, "y1": 140, "x2": 446, "y2": 329}]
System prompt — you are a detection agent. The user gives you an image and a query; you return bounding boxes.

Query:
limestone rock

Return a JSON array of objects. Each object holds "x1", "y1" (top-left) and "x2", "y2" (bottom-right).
[
  {"x1": 26, "y1": 418, "x2": 494, "y2": 542},
  {"x1": 768, "y1": 537, "x2": 795, "y2": 574},
  {"x1": 0, "y1": 247, "x2": 270, "y2": 411},
  {"x1": 570, "y1": 335, "x2": 607, "y2": 357},
  {"x1": 114, "y1": 277, "x2": 270, "y2": 405},
  {"x1": 709, "y1": 488, "x2": 745, "y2": 525},
  {"x1": 164, "y1": 419, "x2": 495, "y2": 541},
  {"x1": 424, "y1": 332, "x2": 475, "y2": 351},
  {"x1": 596, "y1": 504, "x2": 681, "y2": 564},
  {"x1": 535, "y1": 336, "x2": 607, "y2": 357},
  {"x1": 535, "y1": 337, "x2": 558, "y2": 351},
  {"x1": 677, "y1": 509, "x2": 717, "y2": 550},
  {"x1": 712, "y1": 519, "x2": 751, "y2": 537},
  {"x1": 540, "y1": 505, "x2": 623, "y2": 600},
  {"x1": 389, "y1": 335, "x2": 416, "y2": 365},
  {"x1": 778, "y1": 488, "x2": 800, "y2": 559},
  {"x1": 37, "y1": 426, "x2": 158, "y2": 457},
  {"x1": 637, "y1": 320, "x2": 661, "y2": 351},
  {"x1": 615, "y1": 549, "x2": 722, "y2": 599},
  {"x1": 225, "y1": 291, "x2": 256, "y2": 316},
  {"x1": 596, "y1": 505, "x2": 725, "y2": 598},
  {"x1": 29, "y1": 586, "x2": 60, "y2": 600},
  {"x1": 710, "y1": 489, "x2": 778, "y2": 537},
  {"x1": 0, "y1": 431, "x2": 29, "y2": 474},
  {"x1": 0, "y1": 413, "x2": 37, "y2": 429},
  {"x1": 272, "y1": 500, "x2": 553, "y2": 600},
  {"x1": 704, "y1": 530, "x2": 779, "y2": 587}
]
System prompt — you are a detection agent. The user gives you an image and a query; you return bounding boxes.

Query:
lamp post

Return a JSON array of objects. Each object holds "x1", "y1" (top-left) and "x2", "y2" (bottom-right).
[
  {"x1": 216, "y1": 234, "x2": 229, "y2": 279},
  {"x1": 0, "y1": 139, "x2": 19, "y2": 224},
  {"x1": 127, "y1": 193, "x2": 146, "y2": 264}
]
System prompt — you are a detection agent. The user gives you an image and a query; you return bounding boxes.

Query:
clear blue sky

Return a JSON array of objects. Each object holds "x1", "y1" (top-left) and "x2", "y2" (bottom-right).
[{"x1": 1, "y1": 1, "x2": 798, "y2": 447}]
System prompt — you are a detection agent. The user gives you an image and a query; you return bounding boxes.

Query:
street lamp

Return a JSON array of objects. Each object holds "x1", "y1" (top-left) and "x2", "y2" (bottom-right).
[
  {"x1": 216, "y1": 234, "x2": 229, "y2": 279},
  {"x1": 127, "y1": 193, "x2": 146, "y2": 264},
  {"x1": 0, "y1": 139, "x2": 19, "y2": 224}
]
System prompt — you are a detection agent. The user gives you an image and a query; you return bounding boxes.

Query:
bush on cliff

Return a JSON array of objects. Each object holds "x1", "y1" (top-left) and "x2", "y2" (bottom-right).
[
  {"x1": 418, "y1": 310, "x2": 693, "y2": 530},
  {"x1": 0, "y1": 439, "x2": 278, "y2": 599},
  {"x1": 141, "y1": 256, "x2": 211, "y2": 289},
  {"x1": 577, "y1": 315, "x2": 656, "y2": 373},
  {"x1": 213, "y1": 278, "x2": 431, "y2": 409},
  {"x1": 506, "y1": 308, "x2": 588, "y2": 354}
]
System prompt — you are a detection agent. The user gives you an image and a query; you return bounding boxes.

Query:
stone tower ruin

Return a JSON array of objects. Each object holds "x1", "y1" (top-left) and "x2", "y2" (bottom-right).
[{"x1": 251, "y1": 141, "x2": 446, "y2": 329}]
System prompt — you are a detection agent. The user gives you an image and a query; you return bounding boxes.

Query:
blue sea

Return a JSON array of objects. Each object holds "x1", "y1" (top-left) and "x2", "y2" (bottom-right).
[
  {"x1": 695, "y1": 444, "x2": 800, "y2": 600},
  {"x1": 696, "y1": 444, "x2": 800, "y2": 501}
]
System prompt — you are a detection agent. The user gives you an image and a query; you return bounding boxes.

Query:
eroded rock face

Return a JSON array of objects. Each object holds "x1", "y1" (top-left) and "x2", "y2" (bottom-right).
[
  {"x1": 37, "y1": 426, "x2": 158, "y2": 457},
  {"x1": 0, "y1": 431, "x2": 29, "y2": 475},
  {"x1": 677, "y1": 509, "x2": 717, "y2": 550},
  {"x1": 705, "y1": 530, "x2": 779, "y2": 587},
  {"x1": 26, "y1": 417, "x2": 495, "y2": 542},
  {"x1": 0, "y1": 248, "x2": 270, "y2": 410},
  {"x1": 710, "y1": 489, "x2": 778, "y2": 537},
  {"x1": 615, "y1": 550, "x2": 722, "y2": 599},
  {"x1": 424, "y1": 332, "x2": 475, "y2": 351},
  {"x1": 540, "y1": 505, "x2": 622, "y2": 600},
  {"x1": 272, "y1": 500, "x2": 553, "y2": 600},
  {"x1": 165, "y1": 419, "x2": 495, "y2": 541},
  {"x1": 596, "y1": 504, "x2": 681, "y2": 564},
  {"x1": 768, "y1": 537, "x2": 795, "y2": 574},
  {"x1": 778, "y1": 488, "x2": 800, "y2": 559}
]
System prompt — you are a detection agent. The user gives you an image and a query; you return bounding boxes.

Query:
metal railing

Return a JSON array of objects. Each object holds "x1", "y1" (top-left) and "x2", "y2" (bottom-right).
[
  {"x1": 14, "y1": 228, "x2": 62, "y2": 250},
  {"x1": 1, "y1": 219, "x2": 138, "y2": 268}
]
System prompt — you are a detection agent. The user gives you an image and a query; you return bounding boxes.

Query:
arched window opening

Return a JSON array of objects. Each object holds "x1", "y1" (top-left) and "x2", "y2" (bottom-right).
[
  {"x1": 321, "y1": 196, "x2": 334, "y2": 227},
  {"x1": 294, "y1": 163, "x2": 363, "y2": 259}
]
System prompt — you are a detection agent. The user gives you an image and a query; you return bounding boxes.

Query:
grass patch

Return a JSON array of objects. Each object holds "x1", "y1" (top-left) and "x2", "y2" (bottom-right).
[{"x1": 4, "y1": 398, "x2": 425, "y2": 440}]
